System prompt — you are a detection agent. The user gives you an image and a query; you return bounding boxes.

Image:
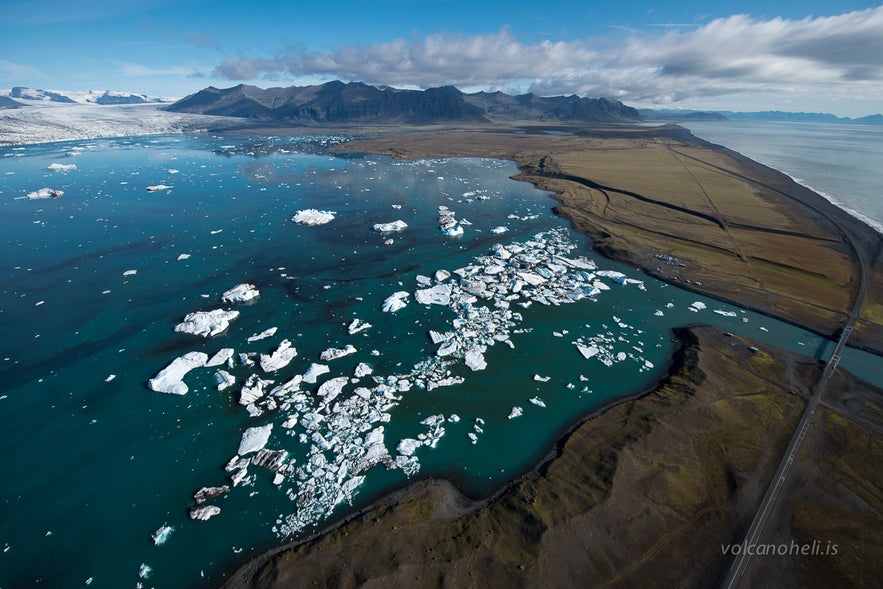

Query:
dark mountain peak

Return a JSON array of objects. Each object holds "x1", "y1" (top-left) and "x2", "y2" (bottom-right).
[{"x1": 166, "y1": 81, "x2": 642, "y2": 125}]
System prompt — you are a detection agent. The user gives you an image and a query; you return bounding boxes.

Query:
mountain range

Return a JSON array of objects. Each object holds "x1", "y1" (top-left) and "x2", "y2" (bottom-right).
[
  {"x1": 641, "y1": 108, "x2": 883, "y2": 125},
  {"x1": 164, "y1": 81, "x2": 643, "y2": 125},
  {"x1": 6, "y1": 86, "x2": 168, "y2": 105}
]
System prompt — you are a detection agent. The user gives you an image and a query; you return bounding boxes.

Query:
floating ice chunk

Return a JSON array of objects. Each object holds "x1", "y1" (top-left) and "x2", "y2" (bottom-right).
[
  {"x1": 353, "y1": 362, "x2": 373, "y2": 378},
  {"x1": 239, "y1": 374, "x2": 274, "y2": 405},
  {"x1": 174, "y1": 309, "x2": 239, "y2": 337},
  {"x1": 146, "y1": 184, "x2": 172, "y2": 192},
  {"x1": 507, "y1": 406, "x2": 523, "y2": 419},
  {"x1": 448, "y1": 414, "x2": 460, "y2": 423},
  {"x1": 105, "y1": 374, "x2": 116, "y2": 382},
  {"x1": 177, "y1": 253, "x2": 191, "y2": 261},
  {"x1": 221, "y1": 283, "x2": 260, "y2": 303},
  {"x1": 436, "y1": 340, "x2": 459, "y2": 357},
  {"x1": 252, "y1": 448, "x2": 288, "y2": 470},
  {"x1": 713, "y1": 309, "x2": 737, "y2": 317},
  {"x1": 247, "y1": 327, "x2": 277, "y2": 342},
  {"x1": 654, "y1": 310, "x2": 664, "y2": 316},
  {"x1": 442, "y1": 224, "x2": 463, "y2": 236},
  {"x1": 616, "y1": 352, "x2": 627, "y2": 362},
  {"x1": 689, "y1": 301, "x2": 707, "y2": 312},
  {"x1": 292, "y1": 209, "x2": 335, "y2": 225},
  {"x1": 381, "y1": 291, "x2": 409, "y2": 312},
  {"x1": 151, "y1": 524, "x2": 173, "y2": 545},
  {"x1": 428, "y1": 330, "x2": 452, "y2": 344},
  {"x1": 139, "y1": 563, "x2": 152, "y2": 579},
  {"x1": 122, "y1": 269, "x2": 137, "y2": 276},
  {"x1": 414, "y1": 284, "x2": 452, "y2": 306},
  {"x1": 596, "y1": 270, "x2": 627, "y2": 284},
  {"x1": 214, "y1": 370, "x2": 235, "y2": 391},
  {"x1": 167, "y1": 169, "x2": 179, "y2": 174},
  {"x1": 205, "y1": 348, "x2": 235, "y2": 367},
  {"x1": 464, "y1": 347, "x2": 487, "y2": 371},
  {"x1": 26, "y1": 187, "x2": 63, "y2": 199},
  {"x1": 490, "y1": 226, "x2": 508, "y2": 234},
  {"x1": 434, "y1": 269, "x2": 451, "y2": 283},
  {"x1": 260, "y1": 340, "x2": 297, "y2": 372},
  {"x1": 516, "y1": 271, "x2": 546, "y2": 286},
  {"x1": 48, "y1": 163, "x2": 77, "y2": 171},
  {"x1": 529, "y1": 396, "x2": 546, "y2": 408},
  {"x1": 189, "y1": 505, "x2": 221, "y2": 521},
  {"x1": 468, "y1": 433, "x2": 478, "y2": 444},
  {"x1": 397, "y1": 438, "x2": 421, "y2": 456},
  {"x1": 373, "y1": 220, "x2": 407, "y2": 232},
  {"x1": 302, "y1": 363, "x2": 330, "y2": 384},
  {"x1": 347, "y1": 318, "x2": 372, "y2": 334},
  {"x1": 533, "y1": 374, "x2": 551, "y2": 382},
  {"x1": 320, "y1": 344, "x2": 357, "y2": 361},
  {"x1": 237, "y1": 424, "x2": 273, "y2": 455},
  {"x1": 317, "y1": 377, "x2": 348, "y2": 405},
  {"x1": 148, "y1": 351, "x2": 208, "y2": 395}
]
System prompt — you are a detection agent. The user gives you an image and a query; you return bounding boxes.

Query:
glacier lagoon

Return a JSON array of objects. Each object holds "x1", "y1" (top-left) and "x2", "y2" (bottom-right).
[{"x1": 1, "y1": 134, "x2": 880, "y2": 588}]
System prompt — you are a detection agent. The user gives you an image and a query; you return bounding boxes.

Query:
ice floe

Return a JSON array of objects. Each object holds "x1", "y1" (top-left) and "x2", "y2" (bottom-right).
[
  {"x1": 381, "y1": 291, "x2": 409, "y2": 313},
  {"x1": 372, "y1": 220, "x2": 407, "y2": 232},
  {"x1": 189, "y1": 505, "x2": 221, "y2": 521},
  {"x1": 247, "y1": 327, "x2": 277, "y2": 342},
  {"x1": 221, "y1": 283, "x2": 260, "y2": 303},
  {"x1": 319, "y1": 344, "x2": 357, "y2": 361},
  {"x1": 175, "y1": 309, "x2": 239, "y2": 337},
  {"x1": 148, "y1": 351, "x2": 209, "y2": 395},
  {"x1": 292, "y1": 209, "x2": 336, "y2": 225},
  {"x1": 151, "y1": 524, "x2": 173, "y2": 546},
  {"x1": 260, "y1": 340, "x2": 297, "y2": 372},
  {"x1": 26, "y1": 187, "x2": 63, "y2": 199},
  {"x1": 146, "y1": 184, "x2": 172, "y2": 192},
  {"x1": 237, "y1": 424, "x2": 273, "y2": 455},
  {"x1": 47, "y1": 163, "x2": 77, "y2": 171}
]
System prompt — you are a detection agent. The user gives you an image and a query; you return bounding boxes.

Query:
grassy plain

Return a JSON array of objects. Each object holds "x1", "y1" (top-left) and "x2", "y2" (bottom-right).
[{"x1": 334, "y1": 124, "x2": 883, "y2": 352}]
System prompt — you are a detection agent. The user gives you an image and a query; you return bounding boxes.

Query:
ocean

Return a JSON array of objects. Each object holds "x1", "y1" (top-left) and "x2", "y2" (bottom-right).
[{"x1": 0, "y1": 129, "x2": 879, "y2": 588}]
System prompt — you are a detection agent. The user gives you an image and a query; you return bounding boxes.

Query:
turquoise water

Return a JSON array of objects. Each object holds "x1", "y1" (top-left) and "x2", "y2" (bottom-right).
[{"x1": 0, "y1": 134, "x2": 879, "y2": 588}]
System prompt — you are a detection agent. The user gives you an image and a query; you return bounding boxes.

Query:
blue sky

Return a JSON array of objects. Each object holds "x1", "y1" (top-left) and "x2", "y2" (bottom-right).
[{"x1": 1, "y1": 0, "x2": 882, "y2": 116}]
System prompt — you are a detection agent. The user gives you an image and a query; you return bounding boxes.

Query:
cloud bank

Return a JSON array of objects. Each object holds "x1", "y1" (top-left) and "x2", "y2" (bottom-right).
[{"x1": 208, "y1": 7, "x2": 883, "y2": 108}]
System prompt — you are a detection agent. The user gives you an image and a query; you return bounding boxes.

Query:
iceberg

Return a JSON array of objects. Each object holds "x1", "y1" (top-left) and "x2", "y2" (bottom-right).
[
  {"x1": 214, "y1": 369, "x2": 235, "y2": 391},
  {"x1": 26, "y1": 187, "x2": 63, "y2": 199},
  {"x1": 689, "y1": 301, "x2": 707, "y2": 312},
  {"x1": 529, "y1": 396, "x2": 546, "y2": 408},
  {"x1": 151, "y1": 524, "x2": 173, "y2": 546},
  {"x1": 174, "y1": 309, "x2": 239, "y2": 337},
  {"x1": 247, "y1": 327, "x2": 277, "y2": 342},
  {"x1": 145, "y1": 184, "x2": 172, "y2": 192},
  {"x1": 353, "y1": 362, "x2": 373, "y2": 378},
  {"x1": 414, "y1": 284, "x2": 452, "y2": 306},
  {"x1": 381, "y1": 291, "x2": 409, "y2": 312},
  {"x1": 221, "y1": 283, "x2": 260, "y2": 303},
  {"x1": 347, "y1": 318, "x2": 372, "y2": 334},
  {"x1": 464, "y1": 348, "x2": 487, "y2": 371},
  {"x1": 302, "y1": 363, "x2": 330, "y2": 384},
  {"x1": 490, "y1": 226, "x2": 508, "y2": 234},
  {"x1": 507, "y1": 406, "x2": 523, "y2": 420},
  {"x1": 237, "y1": 424, "x2": 273, "y2": 455},
  {"x1": 148, "y1": 351, "x2": 208, "y2": 395},
  {"x1": 373, "y1": 220, "x2": 407, "y2": 232},
  {"x1": 239, "y1": 374, "x2": 274, "y2": 406},
  {"x1": 320, "y1": 344, "x2": 357, "y2": 361},
  {"x1": 188, "y1": 505, "x2": 221, "y2": 521},
  {"x1": 396, "y1": 438, "x2": 421, "y2": 456},
  {"x1": 292, "y1": 209, "x2": 336, "y2": 226},
  {"x1": 260, "y1": 339, "x2": 297, "y2": 372},
  {"x1": 47, "y1": 163, "x2": 77, "y2": 171},
  {"x1": 205, "y1": 348, "x2": 234, "y2": 367}
]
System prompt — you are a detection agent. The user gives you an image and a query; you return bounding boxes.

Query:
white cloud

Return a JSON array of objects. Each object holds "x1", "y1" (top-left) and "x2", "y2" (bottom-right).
[
  {"x1": 208, "y1": 7, "x2": 883, "y2": 112},
  {"x1": 0, "y1": 59, "x2": 45, "y2": 80}
]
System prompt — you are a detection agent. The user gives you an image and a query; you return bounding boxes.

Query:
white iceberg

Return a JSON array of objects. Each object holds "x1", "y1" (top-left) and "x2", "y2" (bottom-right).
[
  {"x1": 320, "y1": 344, "x2": 357, "y2": 361},
  {"x1": 292, "y1": 209, "x2": 336, "y2": 225},
  {"x1": 347, "y1": 318, "x2": 372, "y2": 334},
  {"x1": 48, "y1": 163, "x2": 77, "y2": 171},
  {"x1": 221, "y1": 283, "x2": 260, "y2": 303},
  {"x1": 189, "y1": 505, "x2": 221, "y2": 521},
  {"x1": 490, "y1": 226, "x2": 508, "y2": 234},
  {"x1": 146, "y1": 184, "x2": 172, "y2": 192},
  {"x1": 381, "y1": 291, "x2": 410, "y2": 313},
  {"x1": 464, "y1": 348, "x2": 487, "y2": 371},
  {"x1": 237, "y1": 424, "x2": 273, "y2": 455},
  {"x1": 414, "y1": 284, "x2": 452, "y2": 306},
  {"x1": 397, "y1": 438, "x2": 421, "y2": 456},
  {"x1": 247, "y1": 327, "x2": 277, "y2": 342},
  {"x1": 174, "y1": 309, "x2": 239, "y2": 337},
  {"x1": 148, "y1": 351, "x2": 208, "y2": 395},
  {"x1": 151, "y1": 525, "x2": 173, "y2": 546},
  {"x1": 205, "y1": 348, "x2": 234, "y2": 367},
  {"x1": 507, "y1": 406, "x2": 523, "y2": 420},
  {"x1": 373, "y1": 220, "x2": 407, "y2": 232},
  {"x1": 26, "y1": 187, "x2": 63, "y2": 199},
  {"x1": 353, "y1": 362, "x2": 373, "y2": 378},
  {"x1": 529, "y1": 396, "x2": 546, "y2": 408},
  {"x1": 302, "y1": 363, "x2": 330, "y2": 384},
  {"x1": 260, "y1": 339, "x2": 297, "y2": 372}
]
